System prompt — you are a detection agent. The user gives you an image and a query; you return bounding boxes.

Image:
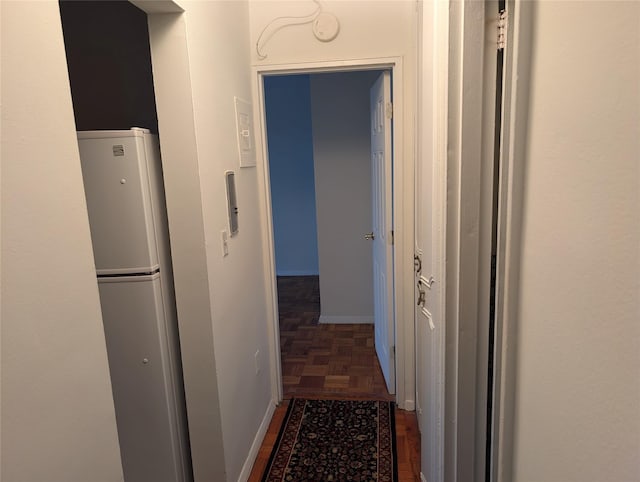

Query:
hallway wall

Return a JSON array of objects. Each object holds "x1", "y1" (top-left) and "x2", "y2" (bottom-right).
[
  {"x1": 264, "y1": 74, "x2": 319, "y2": 276},
  {"x1": 248, "y1": 0, "x2": 416, "y2": 67},
  {"x1": 1, "y1": 2, "x2": 123, "y2": 480},
  {"x1": 310, "y1": 71, "x2": 379, "y2": 322},
  {"x1": 173, "y1": 2, "x2": 273, "y2": 480},
  {"x1": 59, "y1": 0, "x2": 159, "y2": 134},
  {"x1": 512, "y1": 2, "x2": 640, "y2": 480}
]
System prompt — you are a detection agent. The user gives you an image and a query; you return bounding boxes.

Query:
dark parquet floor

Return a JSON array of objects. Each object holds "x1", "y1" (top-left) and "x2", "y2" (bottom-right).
[
  {"x1": 248, "y1": 275, "x2": 421, "y2": 481},
  {"x1": 277, "y1": 275, "x2": 392, "y2": 400}
]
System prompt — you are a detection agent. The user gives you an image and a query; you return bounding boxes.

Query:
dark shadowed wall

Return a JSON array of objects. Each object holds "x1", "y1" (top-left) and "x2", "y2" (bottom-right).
[{"x1": 59, "y1": 1, "x2": 158, "y2": 133}]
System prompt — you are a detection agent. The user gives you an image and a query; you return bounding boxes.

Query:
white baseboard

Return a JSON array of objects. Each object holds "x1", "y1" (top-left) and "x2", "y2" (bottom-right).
[
  {"x1": 237, "y1": 399, "x2": 276, "y2": 482},
  {"x1": 318, "y1": 315, "x2": 373, "y2": 324},
  {"x1": 403, "y1": 399, "x2": 416, "y2": 411}
]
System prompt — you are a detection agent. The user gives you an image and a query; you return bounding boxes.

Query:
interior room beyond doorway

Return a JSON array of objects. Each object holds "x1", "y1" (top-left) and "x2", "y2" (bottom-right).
[{"x1": 264, "y1": 70, "x2": 392, "y2": 400}]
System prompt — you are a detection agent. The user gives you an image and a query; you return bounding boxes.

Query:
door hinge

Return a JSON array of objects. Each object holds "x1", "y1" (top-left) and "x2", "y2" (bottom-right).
[
  {"x1": 392, "y1": 345, "x2": 396, "y2": 358},
  {"x1": 385, "y1": 102, "x2": 393, "y2": 119},
  {"x1": 390, "y1": 230, "x2": 394, "y2": 245},
  {"x1": 497, "y1": 9, "x2": 507, "y2": 50}
]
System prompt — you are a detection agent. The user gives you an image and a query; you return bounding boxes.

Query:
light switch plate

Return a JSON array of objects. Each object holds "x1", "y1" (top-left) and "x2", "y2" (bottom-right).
[{"x1": 234, "y1": 97, "x2": 256, "y2": 168}]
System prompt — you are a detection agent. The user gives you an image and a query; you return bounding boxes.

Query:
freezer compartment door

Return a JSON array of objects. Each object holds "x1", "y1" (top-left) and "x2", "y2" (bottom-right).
[
  {"x1": 98, "y1": 274, "x2": 185, "y2": 482},
  {"x1": 79, "y1": 134, "x2": 159, "y2": 274}
]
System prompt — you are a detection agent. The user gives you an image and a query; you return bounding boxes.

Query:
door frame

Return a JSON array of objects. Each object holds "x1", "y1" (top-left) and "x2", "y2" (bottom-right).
[
  {"x1": 443, "y1": 1, "x2": 507, "y2": 480},
  {"x1": 252, "y1": 57, "x2": 415, "y2": 410},
  {"x1": 415, "y1": 1, "x2": 449, "y2": 481},
  {"x1": 444, "y1": 1, "x2": 532, "y2": 480},
  {"x1": 489, "y1": 1, "x2": 532, "y2": 480}
]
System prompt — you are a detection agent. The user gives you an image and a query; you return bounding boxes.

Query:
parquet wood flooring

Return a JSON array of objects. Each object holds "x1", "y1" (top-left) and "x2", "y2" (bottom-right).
[
  {"x1": 247, "y1": 276, "x2": 420, "y2": 480},
  {"x1": 277, "y1": 276, "x2": 392, "y2": 400}
]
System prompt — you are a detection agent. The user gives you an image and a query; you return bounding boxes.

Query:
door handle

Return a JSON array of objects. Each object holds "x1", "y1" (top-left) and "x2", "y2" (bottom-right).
[
  {"x1": 364, "y1": 232, "x2": 375, "y2": 240},
  {"x1": 417, "y1": 283, "x2": 426, "y2": 306},
  {"x1": 414, "y1": 254, "x2": 422, "y2": 275},
  {"x1": 416, "y1": 277, "x2": 434, "y2": 307}
]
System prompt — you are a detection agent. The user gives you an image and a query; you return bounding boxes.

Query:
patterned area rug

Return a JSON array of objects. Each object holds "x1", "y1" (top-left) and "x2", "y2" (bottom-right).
[{"x1": 262, "y1": 399, "x2": 398, "y2": 482}]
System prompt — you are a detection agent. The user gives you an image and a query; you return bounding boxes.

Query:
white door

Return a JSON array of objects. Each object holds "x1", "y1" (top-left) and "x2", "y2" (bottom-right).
[{"x1": 370, "y1": 71, "x2": 395, "y2": 394}]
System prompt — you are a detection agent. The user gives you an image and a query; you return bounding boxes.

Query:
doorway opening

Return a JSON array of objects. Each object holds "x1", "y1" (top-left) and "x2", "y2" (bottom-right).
[
  {"x1": 263, "y1": 70, "x2": 393, "y2": 401},
  {"x1": 255, "y1": 58, "x2": 415, "y2": 410}
]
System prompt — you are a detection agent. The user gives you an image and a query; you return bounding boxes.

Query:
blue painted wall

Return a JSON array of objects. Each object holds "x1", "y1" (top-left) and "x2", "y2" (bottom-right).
[{"x1": 264, "y1": 75, "x2": 319, "y2": 276}]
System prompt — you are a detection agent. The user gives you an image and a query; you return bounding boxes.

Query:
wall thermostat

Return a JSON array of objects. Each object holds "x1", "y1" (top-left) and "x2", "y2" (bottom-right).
[{"x1": 312, "y1": 13, "x2": 340, "y2": 42}]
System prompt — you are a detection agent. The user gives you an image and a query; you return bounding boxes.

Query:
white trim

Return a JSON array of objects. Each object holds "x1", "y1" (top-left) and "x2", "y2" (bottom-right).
[
  {"x1": 254, "y1": 71, "x2": 283, "y2": 404},
  {"x1": 444, "y1": 1, "x2": 498, "y2": 480},
  {"x1": 237, "y1": 401, "x2": 277, "y2": 482},
  {"x1": 420, "y1": 473, "x2": 428, "y2": 482},
  {"x1": 318, "y1": 315, "x2": 373, "y2": 324},
  {"x1": 252, "y1": 58, "x2": 395, "y2": 73},
  {"x1": 422, "y1": 2, "x2": 449, "y2": 482},
  {"x1": 491, "y1": 2, "x2": 532, "y2": 481},
  {"x1": 252, "y1": 56, "x2": 414, "y2": 410}
]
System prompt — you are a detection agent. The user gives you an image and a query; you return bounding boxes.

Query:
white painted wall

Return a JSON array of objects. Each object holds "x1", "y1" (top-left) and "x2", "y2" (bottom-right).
[
  {"x1": 145, "y1": 9, "x2": 227, "y2": 481},
  {"x1": 249, "y1": 0, "x2": 415, "y2": 67},
  {"x1": 512, "y1": 3, "x2": 640, "y2": 481},
  {"x1": 1, "y1": 2, "x2": 123, "y2": 481},
  {"x1": 3, "y1": 1, "x2": 272, "y2": 480},
  {"x1": 177, "y1": 2, "x2": 273, "y2": 480},
  {"x1": 310, "y1": 71, "x2": 379, "y2": 322}
]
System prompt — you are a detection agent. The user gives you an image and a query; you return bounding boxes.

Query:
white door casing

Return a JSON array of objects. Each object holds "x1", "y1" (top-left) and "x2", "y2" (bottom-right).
[
  {"x1": 370, "y1": 70, "x2": 395, "y2": 394},
  {"x1": 444, "y1": 2, "x2": 502, "y2": 480},
  {"x1": 252, "y1": 57, "x2": 414, "y2": 410},
  {"x1": 416, "y1": 1, "x2": 448, "y2": 480}
]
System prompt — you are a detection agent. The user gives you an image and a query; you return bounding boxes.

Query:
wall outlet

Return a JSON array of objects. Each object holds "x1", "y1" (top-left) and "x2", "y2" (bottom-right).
[
  {"x1": 221, "y1": 229, "x2": 229, "y2": 257},
  {"x1": 254, "y1": 350, "x2": 260, "y2": 375}
]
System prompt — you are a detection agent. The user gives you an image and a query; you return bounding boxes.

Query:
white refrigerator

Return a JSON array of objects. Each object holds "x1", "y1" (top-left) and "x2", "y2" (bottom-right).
[{"x1": 77, "y1": 128, "x2": 192, "y2": 482}]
